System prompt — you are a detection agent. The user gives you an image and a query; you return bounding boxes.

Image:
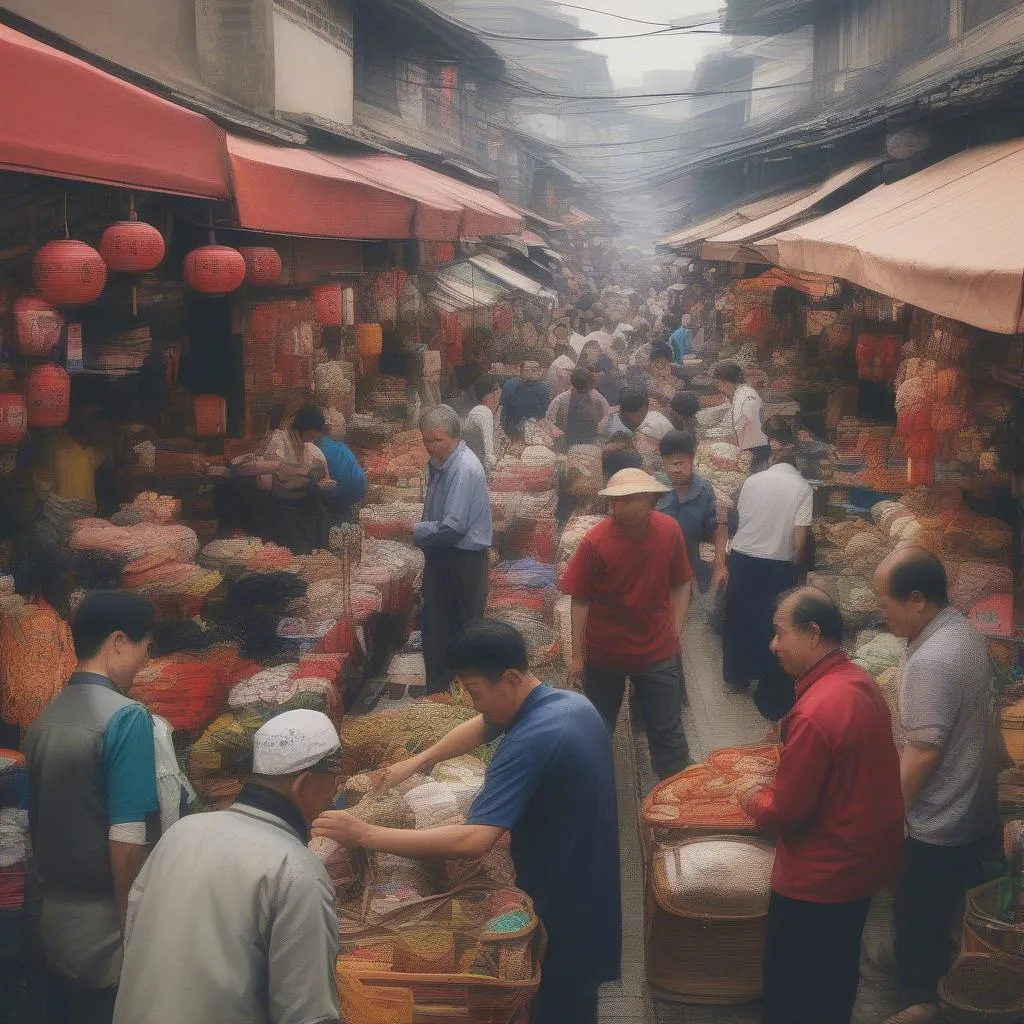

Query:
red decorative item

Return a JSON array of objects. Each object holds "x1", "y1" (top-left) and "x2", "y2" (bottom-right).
[
  {"x1": 193, "y1": 395, "x2": 227, "y2": 437},
  {"x1": 33, "y1": 240, "x2": 107, "y2": 305},
  {"x1": 0, "y1": 393, "x2": 27, "y2": 445},
  {"x1": 99, "y1": 220, "x2": 165, "y2": 273},
  {"x1": 248, "y1": 302, "x2": 283, "y2": 343},
  {"x1": 25, "y1": 364, "x2": 71, "y2": 428},
  {"x1": 238, "y1": 246, "x2": 282, "y2": 287},
  {"x1": 183, "y1": 245, "x2": 246, "y2": 295},
  {"x1": 313, "y1": 284, "x2": 343, "y2": 326},
  {"x1": 492, "y1": 304, "x2": 513, "y2": 333},
  {"x1": 13, "y1": 297, "x2": 63, "y2": 356}
]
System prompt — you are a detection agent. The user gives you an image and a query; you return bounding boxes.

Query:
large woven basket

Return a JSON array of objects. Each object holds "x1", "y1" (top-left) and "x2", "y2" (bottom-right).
[
  {"x1": 964, "y1": 878, "x2": 1024, "y2": 960},
  {"x1": 938, "y1": 953, "x2": 1024, "y2": 1024},
  {"x1": 645, "y1": 835, "x2": 774, "y2": 1004}
]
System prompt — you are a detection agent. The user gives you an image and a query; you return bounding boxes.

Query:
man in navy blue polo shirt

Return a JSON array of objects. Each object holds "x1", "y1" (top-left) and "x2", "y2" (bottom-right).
[{"x1": 313, "y1": 619, "x2": 621, "y2": 1024}]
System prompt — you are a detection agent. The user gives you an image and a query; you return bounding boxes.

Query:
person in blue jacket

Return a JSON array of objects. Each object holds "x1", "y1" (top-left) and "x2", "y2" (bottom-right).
[{"x1": 295, "y1": 405, "x2": 367, "y2": 524}]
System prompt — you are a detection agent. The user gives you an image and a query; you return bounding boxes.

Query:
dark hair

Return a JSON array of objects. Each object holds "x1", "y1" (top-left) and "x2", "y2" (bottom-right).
[
  {"x1": 650, "y1": 341, "x2": 673, "y2": 363},
  {"x1": 291, "y1": 404, "x2": 326, "y2": 435},
  {"x1": 521, "y1": 350, "x2": 542, "y2": 367},
  {"x1": 455, "y1": 361, "x2": 482, "y2": 391},
  {"x1": 267, "y1": 404, "x2": 287, "y2": 432},
  {"x1": 887, "y1": 548, "x2": 949, "y2": 606},
  {"x1": 553, "y1": 343, "x2": 575, "y2": 359},
  {"x1": 71, "y1": 590, "x2": 156, "y2": 660},
  {"x1": 764, "y1": 416, "x2": 794, "y2": 446},
  {"x1": 473, "y1": 374, "x2": 501, "y2": 402},
  {"x1": 713, "y1": 361, "x2": 744, "y2": 384},
  {"x1": 670, "y1": 391, "x2": 701, "y2": 419},
  {"x1": 660, "y1": 429, "x2": 697, "y2": 459},
  {"x1": 602, "y1": 448, "x2": 643, "y2": 481},
  {"x1": 570, "y1": 367, "x2": 592, "y2": 392},
  {"x1": 773, "y1": 446, "x2": 800, "y2": 469},
  {"x1": 619, "y1": 385, "x2": 649, "y2": 414},
  {"x1": 778, "y1": 586, "x2": 844, "y2": 644},
  {"x1": 448, "y1": 619, "x2": 529, "y2": 682}
]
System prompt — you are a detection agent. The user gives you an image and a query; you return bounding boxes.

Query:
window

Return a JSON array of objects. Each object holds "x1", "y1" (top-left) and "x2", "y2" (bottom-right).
[{"x1": 354, "y1": 37, "x2": 399, "y2": 111}]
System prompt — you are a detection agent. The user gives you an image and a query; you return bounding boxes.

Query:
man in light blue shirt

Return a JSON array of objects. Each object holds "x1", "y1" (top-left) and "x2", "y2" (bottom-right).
[{"x1": 414, "y1": 405, "x2": 492, "y2": 692}]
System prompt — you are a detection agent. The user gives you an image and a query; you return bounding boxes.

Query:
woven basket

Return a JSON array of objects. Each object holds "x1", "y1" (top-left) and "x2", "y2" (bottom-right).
[
  {"x1": 938, "y1": 953, "x2": 1024, "y2": 1024},
  {"x1": 645, "y1": 835, "x2": 773, "y2": 1003},
  {"x1": 964, "y1": 878, "x2": 1024, "y2": 959}
]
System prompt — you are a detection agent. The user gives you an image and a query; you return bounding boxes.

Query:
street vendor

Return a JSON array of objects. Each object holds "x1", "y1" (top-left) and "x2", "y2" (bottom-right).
[
  {"x1": 414, "y1": 405, "x2": 492, "y2": 694},
  {"x1": 501, "y1": 351, "x2": 550, "y2": 439},
  {"x1": 313, "y1": 619, "x2": 621, "y2": 1024},
  {"x1": 712, "y1": 361, "x2": 770, "y2": 473}
]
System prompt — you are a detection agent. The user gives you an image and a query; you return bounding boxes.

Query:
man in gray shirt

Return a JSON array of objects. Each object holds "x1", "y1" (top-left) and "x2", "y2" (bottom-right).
[
  {"x1": 414, "y1": 405, "x2": 492, "y2": 694},
  {"x1": 113, "y1": 710, "x2": 343, "y2": 1024},
  {"x1": 874, "y1": 548, "x2": 999, "y2": 1024}
]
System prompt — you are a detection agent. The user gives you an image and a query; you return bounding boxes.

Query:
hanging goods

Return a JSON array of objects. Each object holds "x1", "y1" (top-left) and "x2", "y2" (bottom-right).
[
  {"x1": 13, "y1": 297, "x2": 63, "y2": 356},
  {"x1": 25, "y1": 364, "x2": 70, "y2": 428},
  {"x1": 33, "y1": 240, "x2": 107, "y2": 305},
  {"x1": 356, "y1": 324, "x2": 384, "y2": 357},
  {"x1": 238, "y1": 246, "x2": 282, "y2": 286},
  {"x1": 183, "y1": 245, "x2": 246, "y2": 295},
  {"x1": 313, "y1": 284, "x2": 344, "y2": 326}
]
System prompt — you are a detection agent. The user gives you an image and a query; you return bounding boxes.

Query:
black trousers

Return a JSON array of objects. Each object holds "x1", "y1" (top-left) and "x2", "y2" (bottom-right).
[
  {"x1": 583, "y1": 655, "x2": 689, "y2": 779},
  {"x1": 421, "y1": 547, "x2": 489, "y2": 693},
  {"x1": 762, "y1": 891, "x2": 870, "y2": 1024},
  {"x1": 894, "y1": 836, "x2": 990, "y2": 1008},
  {"x1": 42, "y1": 969, "x2": 117, "y2": 1024},
  {"x1": 530, "y1": 981, "x2": 598, "y2": 1024}
]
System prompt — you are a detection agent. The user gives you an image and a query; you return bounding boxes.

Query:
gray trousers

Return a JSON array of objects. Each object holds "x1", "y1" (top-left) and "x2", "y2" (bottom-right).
[{"x1": 583, "y1": 655, "x2": 689, "y2": 779}]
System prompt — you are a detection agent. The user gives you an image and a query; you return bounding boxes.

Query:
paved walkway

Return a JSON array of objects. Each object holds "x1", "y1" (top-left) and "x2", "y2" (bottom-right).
[{"x1": 599, "y1": 598, "x2": 899, "y2": 1024}]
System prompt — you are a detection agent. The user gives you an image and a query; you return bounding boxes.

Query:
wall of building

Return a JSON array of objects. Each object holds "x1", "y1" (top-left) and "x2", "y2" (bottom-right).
[{"x1": 272, "y1": 0, "x2": 354, "y2": 124}]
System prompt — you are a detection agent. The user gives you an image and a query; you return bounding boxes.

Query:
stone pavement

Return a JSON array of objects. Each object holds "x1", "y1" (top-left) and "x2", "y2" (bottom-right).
[{"x1": 599, "y1": 598, "x2": 899, "y2": 1024}]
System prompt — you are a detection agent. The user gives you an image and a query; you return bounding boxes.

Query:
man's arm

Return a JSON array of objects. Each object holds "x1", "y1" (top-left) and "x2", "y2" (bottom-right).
[
  {"x1": 793, "y1": 524, "x2": 810, "y2": 565},
  {"x1": 712, "y1": 523, "x2": 729, "y2": 588},
  {"x1": 312, "y1": 815, "x2": 504, "y2": 860},
  {"x1": 110, "y1": 841, "x2": 147, "y2": 927},
  {"x1": 412, "y1": 464, "x2": 475, "y2": 547},
  {"x1": 900, "y1": 742, "x2": 942, "y2": 814},
  {"x1": 569, "y1": 597, "x2": 590, "y2": 686},
  {"x1": 373, "y1": 715, "x2": 489, "y2": 793},
  {"x1": 670, "y1": 582, "x2": 691, "y2": 643}
]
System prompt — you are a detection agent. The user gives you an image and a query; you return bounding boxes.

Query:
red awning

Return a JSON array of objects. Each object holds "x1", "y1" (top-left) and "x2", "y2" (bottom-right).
[
  {"x1": 0, "y1": 26, "x2": 229, "y2": 198},
  {"x1": 334, "y1": 156, "x2": 523, "y2": 238},
  {"x1": 226, "y1": 136, "x2": 420, "y2": 240}
]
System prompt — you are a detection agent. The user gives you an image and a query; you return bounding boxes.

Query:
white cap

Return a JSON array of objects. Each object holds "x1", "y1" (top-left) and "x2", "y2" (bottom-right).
[{"x1": 252, "y1": 710, "x2": 342, "y2": 776}]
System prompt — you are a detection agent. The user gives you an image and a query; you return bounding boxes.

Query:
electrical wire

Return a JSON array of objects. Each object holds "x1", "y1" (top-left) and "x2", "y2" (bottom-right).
[{"x1": 552, "y1": 4, "x2": 677, "y2": 27}]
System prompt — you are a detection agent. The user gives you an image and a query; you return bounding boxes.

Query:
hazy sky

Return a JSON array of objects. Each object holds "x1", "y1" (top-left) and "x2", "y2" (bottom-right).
[{"x1": 563, "y1": 1, "x2": 727, "y2": 86}]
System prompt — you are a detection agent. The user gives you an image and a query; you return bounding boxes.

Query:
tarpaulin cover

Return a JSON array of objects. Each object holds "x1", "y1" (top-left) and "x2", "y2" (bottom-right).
[
  {"x1": 659, "y1": 186, "x2": 813, "y2": 250},
  {"x1": 0, "y1": 25, "x2": 229, "y2": 197},
  {"x1": 468, "y1": 255, "x2": 556, "y2": 300},
  {"x1": 701, "y1": 158, "x2": 883, "y2": 262},
  {"x1": 757, "y1": 140, "x2": 1024, "y2": 335}
]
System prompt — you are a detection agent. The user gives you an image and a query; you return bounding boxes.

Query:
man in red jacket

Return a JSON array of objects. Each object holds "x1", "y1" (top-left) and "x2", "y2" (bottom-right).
[{"x1": 738, "y1": 586, "x2": 904, "y2": 1024}]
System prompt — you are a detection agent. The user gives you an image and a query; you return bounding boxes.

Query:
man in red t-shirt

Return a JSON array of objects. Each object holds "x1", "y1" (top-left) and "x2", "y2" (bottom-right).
[
  {"x1": 561, "y1": 468, "x2": 692, "y2": 778},
  {"x1": 737, "y1": 586, "x2": 904, "y2": 1024}
]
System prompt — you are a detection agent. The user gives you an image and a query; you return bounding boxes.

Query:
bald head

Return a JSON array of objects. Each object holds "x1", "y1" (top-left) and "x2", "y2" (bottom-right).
[
  {"x1": 874, "y1": 546, "x2": 948, "y2": 640},
  {"x1": 771, "y1": 586, "x2": 843, "y2": 680}
]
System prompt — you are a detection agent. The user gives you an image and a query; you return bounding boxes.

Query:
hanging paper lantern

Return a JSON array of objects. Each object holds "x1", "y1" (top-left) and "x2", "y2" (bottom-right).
[
  {"x1": 33, "y1": 240, "x2": 107, "y2": 305},
  {"x1": 0, "y1": 393, "x2": 27, "y2": 445},
  {"x1": 13, "y1": 297, "x2": 64, "y2": 356},
  {"x1": 183, "y1": 245, "x2": 246, "y2": 295},
  {"x1": 25, "y1": 364, "x2": 71, "y2": 428},
  {"x1": 98, "y1": 220, "x2": 165, "y2": 273},
  {"x1": 238, "y1": 246, "x2": 283, "y2": 286},
  {"x1": 355, "y1": 323, "x2": 383, "y2": 357},
  {"x1": 313, "y1": 284, "x2": 343, "y2": 326}
]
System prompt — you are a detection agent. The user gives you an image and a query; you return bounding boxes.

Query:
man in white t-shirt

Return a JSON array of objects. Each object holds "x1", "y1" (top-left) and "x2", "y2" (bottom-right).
[
  {"x1": 603, "y1": 386, "x2": 673, "y2": 443},
  {"x1": 462, "y1": 374, "x2": 501, "y2": 471},
  {"x1": 722, "y1": 445, "x2": 813, "y2": 716},
  {"x1": 584, "y1": 317, "x2": 617, "y2": 359}
]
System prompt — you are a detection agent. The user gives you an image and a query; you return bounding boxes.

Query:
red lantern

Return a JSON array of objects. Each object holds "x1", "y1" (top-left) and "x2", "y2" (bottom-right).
[
  {"x1": 313, "y1": 284, "x2": 343, "y2": 326},
  {"x1": 33, "y1": 240, "x2": 107, "y2": 305},
  {"x1": 238, "y1": 247, "x2": 282, "y2": 286},
  {"x1": 25, "y1": 364, "x2": 71, "y2": 428},
  {"x1": 13, "y1": 297, "x2": 64, "y2": 356},
  {"x1": 98, "y1": 220, "x2": 165, "y2": 273},
  {"x1": 183, "y1": 245, "x2": 246, "y2": 295},
  {"x1": 0, "y1": 393, "x2": 27, "y2": 445}
]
